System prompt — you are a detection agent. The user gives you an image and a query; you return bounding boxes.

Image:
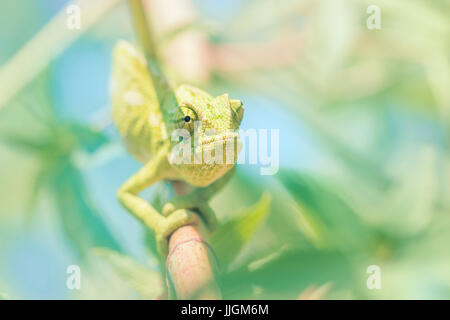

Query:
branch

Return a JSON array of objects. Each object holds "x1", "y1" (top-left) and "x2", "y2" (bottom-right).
[
  {"x1": 165, "y1": 181, "x2": 220, "y2": 299},
  {"x1": 159, "y1": 180, "x2": 220, "y2": 300},
  {"x1": 167, "y1": 224, "x2": 221, "y2": 299},
  {"x1": 127, "y1": 0, "x2": 157, "y2": 61}
]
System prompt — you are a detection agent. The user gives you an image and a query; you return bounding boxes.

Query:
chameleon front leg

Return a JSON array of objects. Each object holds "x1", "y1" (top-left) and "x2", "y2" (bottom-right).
[
  {"x1": 162, "y1": 168, "x2": 235, "y2": 230},
  {"x1": 117, "y1": 145, "x2": 198, "y2": 256}
]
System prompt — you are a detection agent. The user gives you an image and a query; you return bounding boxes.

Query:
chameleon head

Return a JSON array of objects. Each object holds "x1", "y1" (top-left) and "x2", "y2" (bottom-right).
[{"x1": 167, "y1": 85, "x2": 244, "y2": 187}]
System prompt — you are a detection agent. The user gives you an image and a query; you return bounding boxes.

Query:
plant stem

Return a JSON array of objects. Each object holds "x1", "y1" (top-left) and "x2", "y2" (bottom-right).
[
  {"x1": 167, "y1": 224, "x2": 221, "y2": 299},
  {"x1": 127, "y1": 0, "x2": 157, "y2": 61},
  {"x1": 165, "y1": 177, "x2": 220, "y2": 300}
]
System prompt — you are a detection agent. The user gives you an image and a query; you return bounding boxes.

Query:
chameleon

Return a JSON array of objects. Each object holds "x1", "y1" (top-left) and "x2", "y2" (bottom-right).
[{"x1": 110, "y1": 40, "x2": 244, "y2": 256}]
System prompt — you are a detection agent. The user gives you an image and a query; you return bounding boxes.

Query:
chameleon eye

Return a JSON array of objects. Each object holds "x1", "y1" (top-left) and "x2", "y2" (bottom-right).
[{"x1": 184, "y1": 115, "x2": 191, "y2": 122}]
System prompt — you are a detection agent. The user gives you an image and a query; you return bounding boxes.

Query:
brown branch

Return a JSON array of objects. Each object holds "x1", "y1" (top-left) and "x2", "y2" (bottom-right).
[
  {"x1": 167, "y1": 224, "x2": 221, "y2": 299},
  {"x1": 165, "y1": 181, "x2": 221, "y2": 299}
]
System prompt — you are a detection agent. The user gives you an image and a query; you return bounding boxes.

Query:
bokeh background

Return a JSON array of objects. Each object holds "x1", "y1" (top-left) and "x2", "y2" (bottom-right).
[{"x1": 0, "y1": 0, "x2": 449, "y2": 299}]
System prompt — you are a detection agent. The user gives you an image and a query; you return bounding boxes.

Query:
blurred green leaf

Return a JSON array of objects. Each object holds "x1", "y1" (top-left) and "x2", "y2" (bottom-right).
[
  {"x1": 374, "y1": 147, "x2": 438, "y2": 237},
  {"x1": 0, "y1": 132, "x2": 49, "y2": 152},
  {"x1": 52, "y1": 162, "x2": 122, "y2": 257},
  {"x1": 211, "y1": 192, "x2": 271, "y2": 269},
  {"x1": 279, "y1": 169, "x2": 372, "y2": 251},
  {"x1": 93, "y1": 248, "x2": 164, "y2": 299},
  {"x1": 0, "y1": 103, "x2": 121, "y2": 257},
  {"x1": 219, "y1": 248, "x2": 352, "y2": 299},
  {"x1": 67, "y1": 122, "x2": 109, "y2": 154}
]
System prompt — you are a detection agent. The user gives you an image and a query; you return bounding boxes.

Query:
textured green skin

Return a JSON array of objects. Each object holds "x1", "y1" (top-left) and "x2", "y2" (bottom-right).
[{"x1": 111, "y1": 41, "x2": 243, "y2": 255}]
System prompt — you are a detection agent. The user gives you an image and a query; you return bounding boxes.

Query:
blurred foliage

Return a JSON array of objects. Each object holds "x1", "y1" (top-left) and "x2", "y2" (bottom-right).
[
  {"x1": 0, "y1": 86, "x2": 121, "y2": 257},
  {"x1": 93, "y1": 248, "x2": 164, "y2": 299},
  {"x1": 279, "y1": 170, "x2": 372, "y2": 252},
  {"x1": 211, "y1": 192, "x2": 271, "y2": 269},
  {"x1": 0, "y1": 0, "x2": 449, "y2": 299},
  {"x1": 219, "y1": 248, "x2": 352, "y2": 299}
]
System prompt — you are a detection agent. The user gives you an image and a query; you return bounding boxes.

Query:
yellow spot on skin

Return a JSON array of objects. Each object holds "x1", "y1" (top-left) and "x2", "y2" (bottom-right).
[
  {"x1": 124, "y1": 90, "x2": 144, "y2": 106},
  {"x1": 148, "y1": 113, "x2": 162, "y2": 126}
]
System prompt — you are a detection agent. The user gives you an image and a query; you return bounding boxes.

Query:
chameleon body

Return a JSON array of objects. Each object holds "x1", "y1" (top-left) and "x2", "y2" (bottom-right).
[{"x1": 111, "y1": 41, "x2": 244, "y2": 255}]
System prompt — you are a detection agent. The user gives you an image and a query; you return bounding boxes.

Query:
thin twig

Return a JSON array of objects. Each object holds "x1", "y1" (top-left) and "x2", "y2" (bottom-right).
[{"x1": 127, "y1": 0, "x2": 157, "y2": 61}]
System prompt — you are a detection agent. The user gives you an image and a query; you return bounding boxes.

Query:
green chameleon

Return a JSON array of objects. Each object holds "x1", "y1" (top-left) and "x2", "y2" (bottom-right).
[{"x1": 111, "y1": 40, "x2": 244, "y2": 256}]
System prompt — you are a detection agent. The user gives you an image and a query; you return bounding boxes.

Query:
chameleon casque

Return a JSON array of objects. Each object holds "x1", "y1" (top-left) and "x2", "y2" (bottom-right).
[{"x1": 111, "y1": 40, "x2": 244, "y2": 255}]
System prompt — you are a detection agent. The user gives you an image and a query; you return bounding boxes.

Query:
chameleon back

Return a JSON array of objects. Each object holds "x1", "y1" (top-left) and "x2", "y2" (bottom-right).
[{"x1": 110, "y1": 41, "x2": 168, "y2": 163}]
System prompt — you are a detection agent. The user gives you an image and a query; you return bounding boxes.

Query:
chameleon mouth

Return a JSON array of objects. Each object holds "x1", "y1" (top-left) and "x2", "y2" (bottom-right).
[
  {"x1": 174, "y1": 132, "x2": 241, "y2": 186},
  {"x1": 194, "y1": 132, "x2": 242, "y2": 158}
]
